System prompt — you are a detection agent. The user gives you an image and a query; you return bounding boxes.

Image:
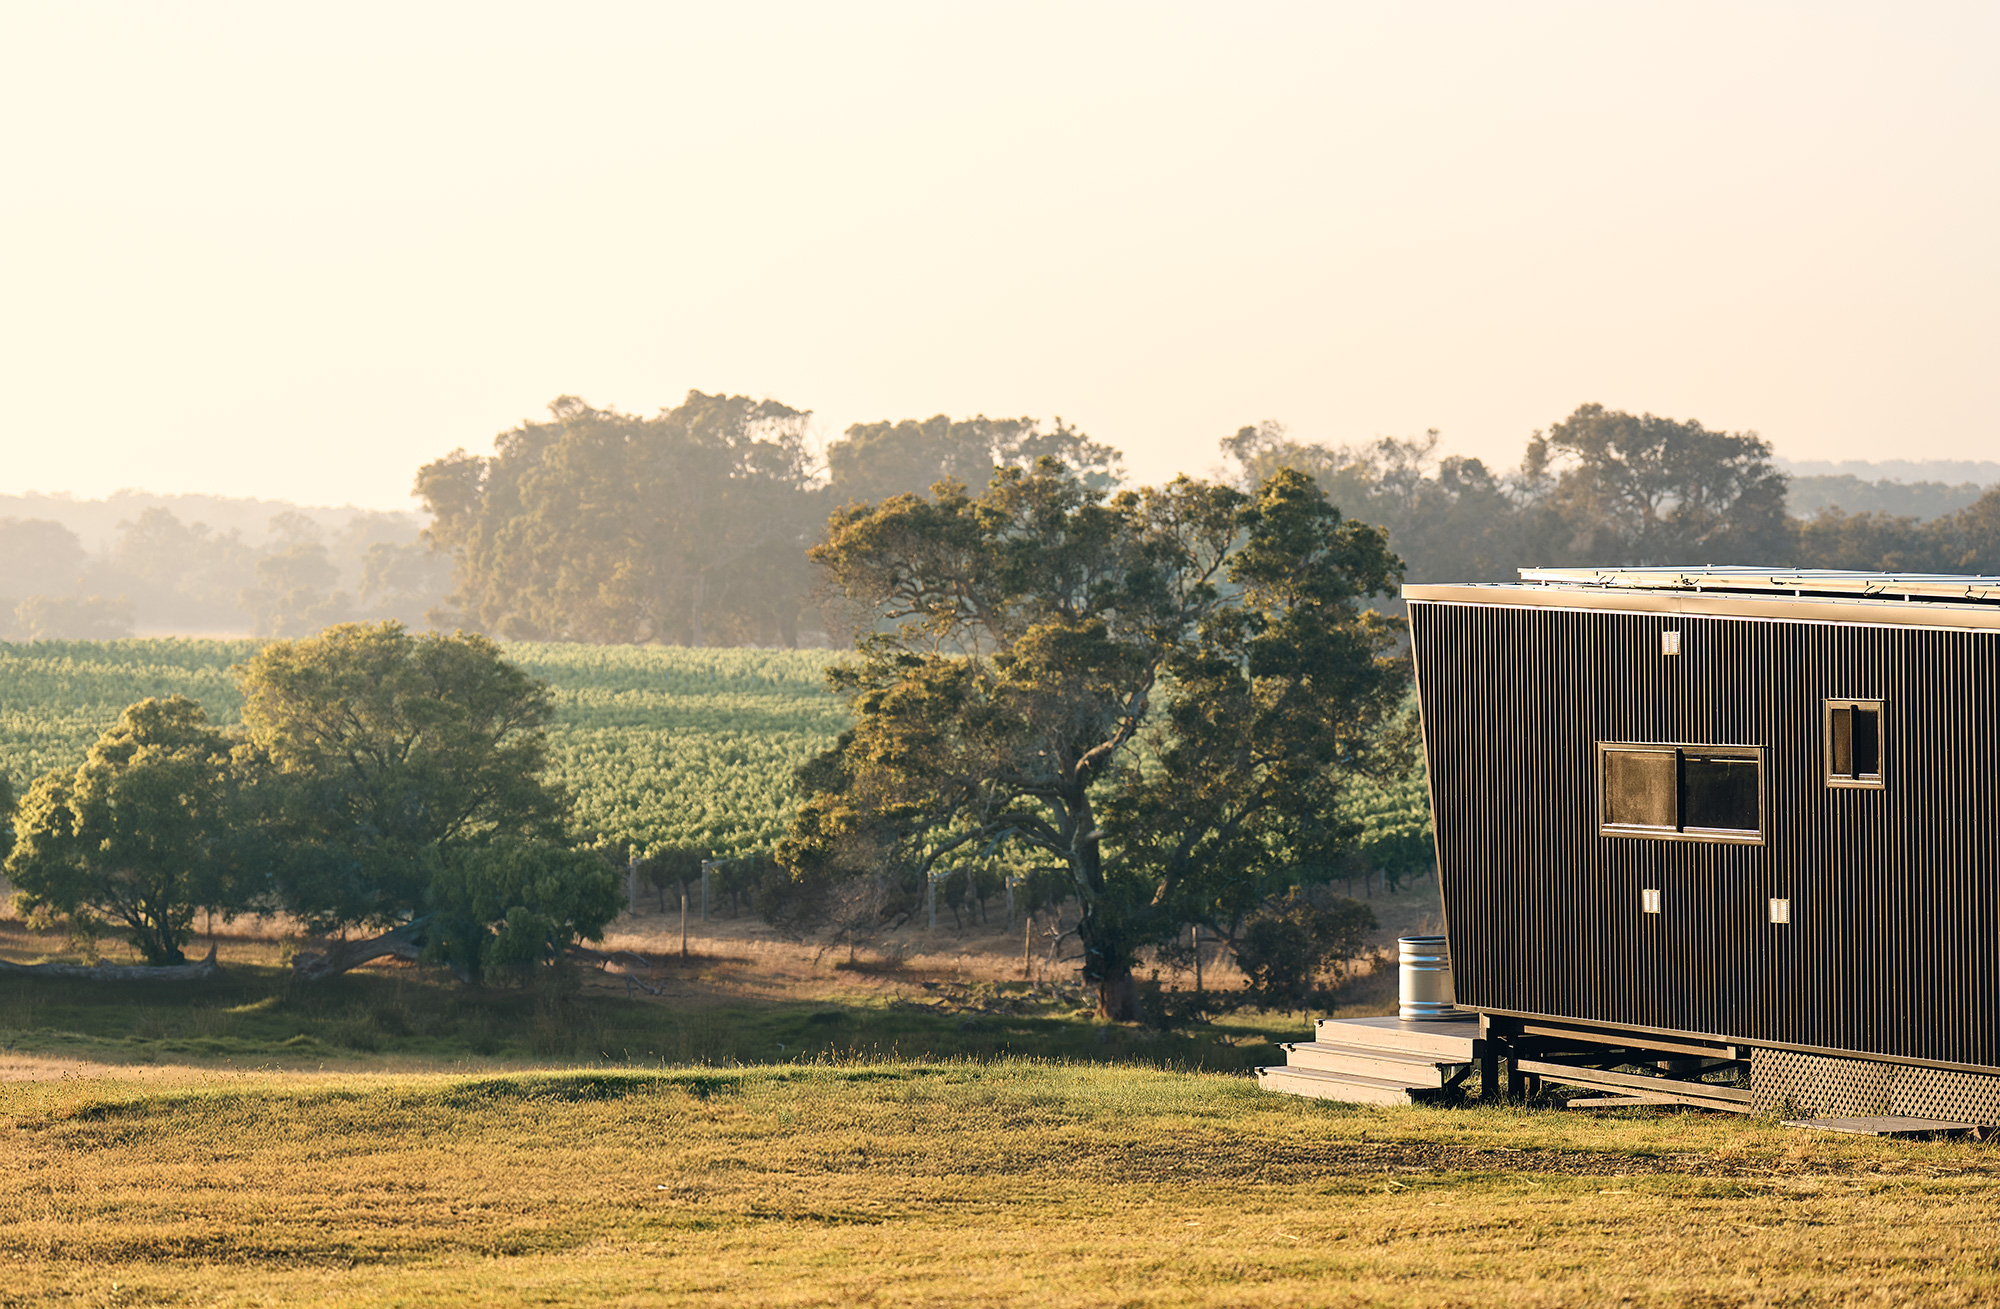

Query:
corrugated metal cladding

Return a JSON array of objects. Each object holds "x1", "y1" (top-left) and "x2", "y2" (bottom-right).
[{"x1": 1410, "y1": 599, "x2": 2000, "y2": 1072}]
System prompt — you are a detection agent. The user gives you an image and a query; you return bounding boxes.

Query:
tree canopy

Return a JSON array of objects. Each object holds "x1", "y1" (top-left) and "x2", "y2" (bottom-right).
[
  {"x1": 3, "y1": 627, "x2": 617, "y2": 979},
  {"x1": 413, "y1": 397, "x2": 1132, "y2": 649},
  {"x1": 5, "y1": 696, "x2": 247, "y2": 965},
  {"x1": 0, "y1": 517, "x2": 85, "y2": 599},
  {"x1": 781, "y1": 461, "x2": 1408, "y2": 1019},
  {"x1": 238, "y1": 621, "x2": 616, "y2": 979},
  {"x1": 828, "y1": 415, "x2": 1124, "y2": 507},
  {"x1": 417, "y1": 392, "x2": 820, "y2": 646},
  {"x1": 1520, "y1": 403, "x2": 1791, "y2": 565}
]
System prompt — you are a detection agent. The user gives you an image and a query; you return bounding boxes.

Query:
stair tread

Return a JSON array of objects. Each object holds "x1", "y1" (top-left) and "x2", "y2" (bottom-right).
[
  {"x1": 1256, "y1": 1066, "x2": 1426, "y2": 1106},
  {"x1": 1283, "y1": 1040, "x2": 1469, "y2": 1068},
  {"x1": 1315, "y1": 1015, "x2": 1480, "y2": 1059},
  {"x1": 1257, "y1": 1064, "x2": 1438, "y2": 1092}
]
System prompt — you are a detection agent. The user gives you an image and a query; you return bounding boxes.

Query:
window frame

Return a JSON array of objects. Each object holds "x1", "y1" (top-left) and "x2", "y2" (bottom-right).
[
  {"x1": 1597, "y1": 741, "x2": 1767, "y2": 845},
  {"x1": 1823, "y1": 698, "x2": 1886, "y2": 790}
]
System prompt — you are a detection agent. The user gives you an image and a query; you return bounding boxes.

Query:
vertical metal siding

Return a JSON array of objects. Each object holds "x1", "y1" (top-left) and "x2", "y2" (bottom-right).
[{"x1": 1412, "y1": 599, "x2": 2000, "y2": 1071}]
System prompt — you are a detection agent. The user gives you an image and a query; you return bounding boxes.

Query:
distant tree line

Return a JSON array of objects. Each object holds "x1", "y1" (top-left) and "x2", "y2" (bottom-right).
[
  {"x1": 6, "y1": 396, "x2": 1995, "y2": 646},
  {"x1": 414, "y1": 392, "x2": 1121, "y2": 646},
  {"x1": 0, "y1": 506, "x2": 447, "y2": 641},
  {"x1": 1785, "y1": 473, "x2": 1992, "y2": 520},
  {"x1": 419, "y1": 396, "x2": 2000, "y2": 647},
  {"x1": 1224, "y1": 402, "x2": 2000, "y2": 587}
]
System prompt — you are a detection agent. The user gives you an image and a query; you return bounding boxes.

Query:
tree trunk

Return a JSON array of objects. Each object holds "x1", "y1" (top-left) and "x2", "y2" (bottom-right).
[
  {"x1": 1077, "y1": 904, "x2": 1142, "y2": 1020},
  {"x1": 123, "y1": 899, "x2": 188, "y2": 967},
  {"x1": 1095, "y1": 968, "x2": 1140, "y2": 1022},
  {"x1": 0, "y1": 943, "x2": 221, "y2": 982},
  {"x1": 290, "y1": 916, "x2": 433, "y2": 982}
]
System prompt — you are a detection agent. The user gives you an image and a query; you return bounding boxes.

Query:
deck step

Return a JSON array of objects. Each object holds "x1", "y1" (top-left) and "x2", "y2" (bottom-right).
[
  {"x1": 1315, "y1": 1015, "x2": 1481, "y2": 1061},
  {"x1": 1256, "y1": 1065, "x2": 1425, "y2": 1107},
  {"x1": 1281, "y1": 1040, "x2": 1467, "y2": 1087}
]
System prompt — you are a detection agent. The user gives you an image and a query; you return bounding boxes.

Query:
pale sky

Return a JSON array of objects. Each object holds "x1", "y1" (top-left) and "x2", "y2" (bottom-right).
[{"x1": 2, "y1": 2, "x2": 1995, "y2": 509}]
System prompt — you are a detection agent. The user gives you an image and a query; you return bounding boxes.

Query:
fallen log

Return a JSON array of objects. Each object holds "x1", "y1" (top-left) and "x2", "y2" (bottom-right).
[
  {"x1": 0, "y1": 943, "x2": 222, "y2": 981},
  {"x1": 290, "y1": 916, "x2": 434, "y2": 982},
  {"x1": 569, "y1": 945, "x2": 664, "y2": 995}
]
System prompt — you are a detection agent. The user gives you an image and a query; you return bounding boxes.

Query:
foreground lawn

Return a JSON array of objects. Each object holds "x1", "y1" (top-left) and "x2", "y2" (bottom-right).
[{"x1": 5, "y1": 1061, "x2": 1998, "y2": 1307}]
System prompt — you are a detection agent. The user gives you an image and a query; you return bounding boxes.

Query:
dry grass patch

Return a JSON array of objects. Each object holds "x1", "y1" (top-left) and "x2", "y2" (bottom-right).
[{"x1": 4, "y1": 1061, "x2": 1999, "y2": 1306}]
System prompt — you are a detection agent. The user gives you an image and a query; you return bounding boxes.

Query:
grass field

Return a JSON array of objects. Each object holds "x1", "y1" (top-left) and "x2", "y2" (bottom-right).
[
  {"x1": 6, "y1": 1059, "x2": 1998, "y2": 1307},
  {"x1": 2, "y1": 895, "x2": 1994, "y2": 1308}
]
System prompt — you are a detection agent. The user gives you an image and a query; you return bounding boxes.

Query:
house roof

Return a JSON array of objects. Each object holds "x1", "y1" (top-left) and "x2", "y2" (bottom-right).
[{"x1": 1403, "y1": 567, "x2": 2000, "y2": 631}]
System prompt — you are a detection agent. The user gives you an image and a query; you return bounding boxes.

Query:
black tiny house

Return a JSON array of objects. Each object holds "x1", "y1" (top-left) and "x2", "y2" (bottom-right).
[{"x1": 1406, "y1": 567, "x2": 2000, "y2": 1123}]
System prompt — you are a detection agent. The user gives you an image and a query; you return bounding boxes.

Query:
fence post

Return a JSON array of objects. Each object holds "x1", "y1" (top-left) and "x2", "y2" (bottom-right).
[
  {"x1": 625, "y1": 854, "x2": 640, "y2": 917},
  {"x1": 701, "y1": 863, "x2": 710, "y2": 922},
  {"x1": 1193, "y1": 923, "x2": 1203, "y2": 993},
  {"x1": 927, "y1": 873, "x2": 937, "y2": 933}
]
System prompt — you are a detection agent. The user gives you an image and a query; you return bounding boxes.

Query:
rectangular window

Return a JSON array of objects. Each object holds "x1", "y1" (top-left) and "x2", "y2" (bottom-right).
[
  {"x1": 1599, "y1": 742, "x2": 1765, "y2": 843},
  {"x1": 1825, "y1": 699, "x2": 1885, "y2": 789}
]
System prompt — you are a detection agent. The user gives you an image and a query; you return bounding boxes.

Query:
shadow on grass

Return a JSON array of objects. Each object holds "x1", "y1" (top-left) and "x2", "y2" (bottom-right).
[{"x1": 0, "y1": 962, "x2": 1313, "y2": 1074}]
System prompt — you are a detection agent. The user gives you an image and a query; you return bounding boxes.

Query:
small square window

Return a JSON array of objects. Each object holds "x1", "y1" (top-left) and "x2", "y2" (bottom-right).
[{"x1": 1825, "y1": 699, "x2": 1885, "y2": 789}]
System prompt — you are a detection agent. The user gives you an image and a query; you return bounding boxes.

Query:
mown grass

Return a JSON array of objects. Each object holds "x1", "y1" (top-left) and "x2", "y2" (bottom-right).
[{"x1": 5, "y1": 1060, "x2": 1999, "y2": 1306}]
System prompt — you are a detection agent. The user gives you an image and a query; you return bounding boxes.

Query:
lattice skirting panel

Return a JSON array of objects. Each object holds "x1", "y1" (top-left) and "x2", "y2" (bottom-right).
[{"x1": 1751, "y1": 1049, "x2": 2000, "y2": 1122}]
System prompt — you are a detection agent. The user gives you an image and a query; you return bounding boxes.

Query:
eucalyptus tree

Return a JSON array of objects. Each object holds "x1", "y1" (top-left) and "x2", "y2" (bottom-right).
[{"x1": 781, "y1": 461, "x2": 1407, "y2": 1019}]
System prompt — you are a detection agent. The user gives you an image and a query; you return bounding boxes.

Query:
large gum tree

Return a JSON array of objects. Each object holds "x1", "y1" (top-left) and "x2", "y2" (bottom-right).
[{"x1": 781, "y1": 461, "x2": 1408, "y2": 1020}]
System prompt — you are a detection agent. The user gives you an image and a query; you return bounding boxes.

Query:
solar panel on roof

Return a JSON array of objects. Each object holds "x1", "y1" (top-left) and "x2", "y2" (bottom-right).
[{"x1": 1515, "y1": 566, "x2": 2000, "y2": 604}]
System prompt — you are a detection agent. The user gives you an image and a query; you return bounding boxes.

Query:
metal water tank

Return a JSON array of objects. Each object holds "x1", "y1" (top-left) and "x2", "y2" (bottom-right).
[{"x1": 1398, "y1": 935, "x2": 1456, "y2": 1020}]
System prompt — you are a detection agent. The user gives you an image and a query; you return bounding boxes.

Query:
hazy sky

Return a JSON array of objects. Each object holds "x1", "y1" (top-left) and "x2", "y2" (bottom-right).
[{"x1": 3, "y1": 2, "x2": 1995, "y2": 509}]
